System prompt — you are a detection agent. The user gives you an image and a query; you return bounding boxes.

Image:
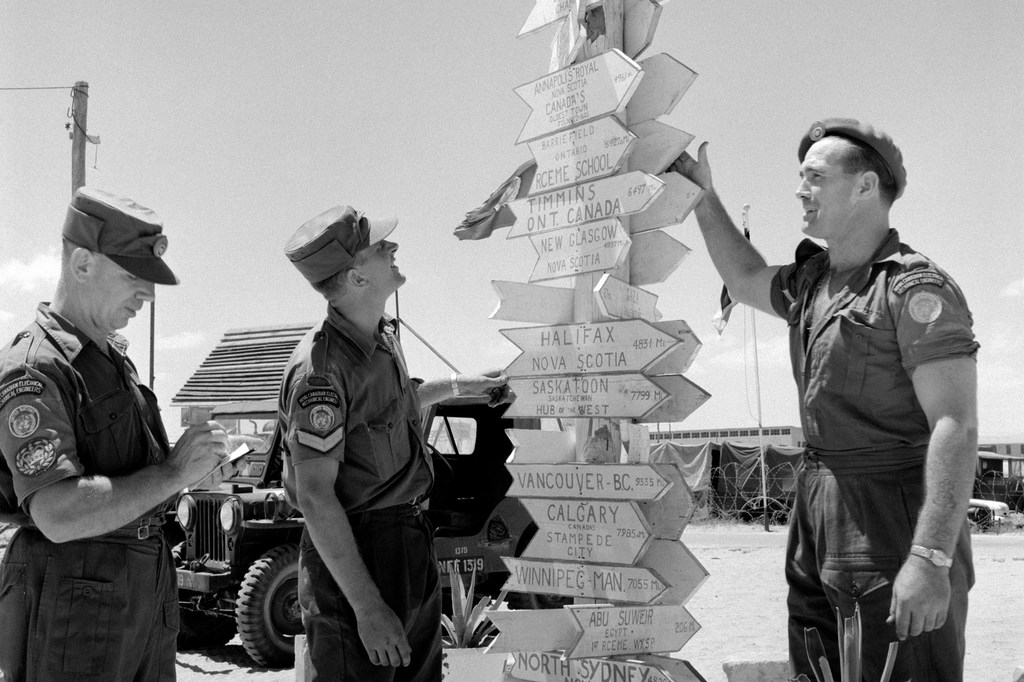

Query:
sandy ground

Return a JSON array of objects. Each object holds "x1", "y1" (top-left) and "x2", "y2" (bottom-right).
[{"x1": 2, "y1": 522, "x2": 1022, "y2": 681}]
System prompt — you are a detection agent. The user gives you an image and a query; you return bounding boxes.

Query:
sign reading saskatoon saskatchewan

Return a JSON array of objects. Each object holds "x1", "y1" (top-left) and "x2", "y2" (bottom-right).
[{"x1": 482, "y1": 2, "x2": 711, "y2": 680}]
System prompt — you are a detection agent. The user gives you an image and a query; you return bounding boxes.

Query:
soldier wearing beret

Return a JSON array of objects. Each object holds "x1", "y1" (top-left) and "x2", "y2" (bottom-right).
[
  {"x1": 673, "y1": 119, "x2": 978, "y2": 680},
  {"x1": 280, "y1": 205, "x2": 509, "y2": 681},
  {"x1": 0, "y1": 188, "x2": 237, "y2": 681}
]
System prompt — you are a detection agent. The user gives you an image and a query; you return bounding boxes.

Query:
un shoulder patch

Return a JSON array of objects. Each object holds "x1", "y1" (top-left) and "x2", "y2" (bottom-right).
[
  {"x1": 893, "y1": 269, "x2": 945, "y2": 295},
  {"x1": 8, "y1": 405, "x2": 40, "y2": 439}
]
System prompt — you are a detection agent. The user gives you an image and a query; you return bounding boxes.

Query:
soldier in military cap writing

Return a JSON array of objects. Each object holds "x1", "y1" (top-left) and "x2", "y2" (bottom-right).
[
  {"x1": 672, "y1": 119, "x2": 978, "y2": 680},
  {"x1": 0, "y1": 188, "x2": 238, "y2": 681},
  {"x1": 280, "y1": 205, "x2": 509, "y2": 681}
]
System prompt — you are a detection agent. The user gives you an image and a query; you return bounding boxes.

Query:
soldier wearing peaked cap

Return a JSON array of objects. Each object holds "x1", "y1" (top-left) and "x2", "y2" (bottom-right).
[
  {"x1": 0, "y1": 188, "x2": 240, "y2": 681},
  {"x1": 279, "y1": 205, "x2": 510, "y2": 681},
  {"x1": 672, "y1": 120, "x2": 978, "y2": 680}
]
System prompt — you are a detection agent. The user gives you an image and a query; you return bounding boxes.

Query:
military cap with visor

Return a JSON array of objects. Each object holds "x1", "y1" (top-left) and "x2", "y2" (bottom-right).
[
  {"x1": 798, "y1": 118, "x2": 907, "y2": 200},
  {"x1": 62, "y1": 186, "x2": 179, "y2": 285},
  {"x1": 285, "y1": 205, "x2": 398, "y2": 284}
]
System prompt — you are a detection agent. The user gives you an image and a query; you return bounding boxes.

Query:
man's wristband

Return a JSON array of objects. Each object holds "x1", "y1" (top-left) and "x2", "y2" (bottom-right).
[
  {"x1": 910, "y1": 544, "x2": 953, "y2": 568},
  {"x1": 450, "y1": 372, "x2": 460, "y2": 397}
]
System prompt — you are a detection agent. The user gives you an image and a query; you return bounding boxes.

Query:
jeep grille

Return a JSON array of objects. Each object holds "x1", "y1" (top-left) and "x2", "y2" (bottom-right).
[{"x1": 193, "y1": 497, "x2": 230, "y2": 562}]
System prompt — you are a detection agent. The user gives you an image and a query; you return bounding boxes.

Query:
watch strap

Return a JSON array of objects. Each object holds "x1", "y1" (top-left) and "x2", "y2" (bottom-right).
[{"x1": 910, "y1": 544, "x2": 953, "y2": 567}]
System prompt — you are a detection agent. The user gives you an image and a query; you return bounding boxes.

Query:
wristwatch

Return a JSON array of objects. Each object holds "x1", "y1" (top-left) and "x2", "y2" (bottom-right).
[{"x1": 910, "y1": 544, "x2": 953, "y2": 568}]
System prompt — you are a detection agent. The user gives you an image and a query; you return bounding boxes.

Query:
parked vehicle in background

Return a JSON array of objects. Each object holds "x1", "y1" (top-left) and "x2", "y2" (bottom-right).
[
  {"x1": 973, "y1": 451, "x2": 1024, "y2": 512},
  {"x1": 172, "y1": 395, "x2": 539, "y2": 667}
]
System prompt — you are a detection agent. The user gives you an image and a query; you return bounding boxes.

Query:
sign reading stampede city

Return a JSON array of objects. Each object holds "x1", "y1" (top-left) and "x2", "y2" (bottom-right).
[
  {"x1": 519, "y1": 498, "x2": 652, "y2": 564},
  {"x1": 507, "y1": 170, "x2": 664, "y2": 239},
  {"x1": 501, "y1": 318, "x2": 681, "y2": 377},
  {"x1": 504, "y1": 373, "x2": 671, "y2": 419},
  {"x1": 515, "y1": 49, "x2": 643, "y2": 143}
]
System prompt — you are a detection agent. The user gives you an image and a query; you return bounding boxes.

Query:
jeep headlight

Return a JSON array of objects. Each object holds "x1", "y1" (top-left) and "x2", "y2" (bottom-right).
[
  {"x1": 177, "y1": 494, "x2": 197, "y2": 531},
  {"x1": 219, "y1": 497, "x2": 242, "y2": 534}
]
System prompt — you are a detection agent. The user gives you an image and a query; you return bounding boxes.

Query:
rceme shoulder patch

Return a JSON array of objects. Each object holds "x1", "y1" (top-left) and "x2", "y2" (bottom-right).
[
  {"x1": 0, "y1": 377, "x2": 44, "y2": 412},
  {"x1": 893, "y1": 269, "x2": 946, "y2": 295},
  {"x1": 298, "y1": 387, "x2": 340, "y2": 409}
]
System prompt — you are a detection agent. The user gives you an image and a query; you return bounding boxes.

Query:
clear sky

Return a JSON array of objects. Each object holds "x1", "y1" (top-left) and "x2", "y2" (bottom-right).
[{"x1": 2, "y1": 1, "x2": 1022, "y2": 442}]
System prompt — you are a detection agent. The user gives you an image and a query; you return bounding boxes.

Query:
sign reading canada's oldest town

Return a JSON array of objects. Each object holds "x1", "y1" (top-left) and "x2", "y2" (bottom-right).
[
  {"x1": 519, "y1": 498, "x2": 652, "y2": 564},
  {"x1": 504, "y1": 373, "x2": 671, "y2": 419},
  {"x1": 528, "y1": 218, "x2": 631, "y2": 283},
  {"x1": 528, "y1": 116, "x2": 636, "y2": 193},
  {"x1": 515, "y1": 49, "x2": 643, "y2": 143},
  {"x1": 508, "y1": 170, "x2": 664, "y2": 239},
  {"x1": 502, "y1": 318, "x2": 681, "y2": 377}
]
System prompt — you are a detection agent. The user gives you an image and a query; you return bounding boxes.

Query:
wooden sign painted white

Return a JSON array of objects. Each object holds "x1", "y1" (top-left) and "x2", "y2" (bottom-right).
[
  {"x1": 627, "y1": 53, "x2": 697, "y2": 125},
  {"x1": 624, "y1": 0, "x2": 665, "y2": 59},
  {"x1": 528, "y1": 116, "x2": 636, "y2": 193},
  {"x1": 502, "y1": 557, "x2": 668, "y2": 604},
  {"x1": 549, "y1": 1, "x2": 584, "y2": 72},
  {"x1": 519, "y1": 0, "x2": 579, "y2": 37},
  {"x1": 509, "y1": 651, "x2": 705, "y2": 682},
  {"x1": 507, "y1": 170, "x2": 664, "y2": 239},
  {"x1": 594, "y1": 274, "x2": 660, "y2": 321},
  {"x1": 515, "y1": 49, "x2": 643, "y2": 143},
  {"x1": 628, "y1": 120, "x2": 694, "y2": 175},
  {"x1": 487, "y1": 604, "x2": 701, "y2": 658},
  {"x1": 490, "y1": 280, "x2": 574, "y2": 324},
  {"x1": 567, "y1": 604, "x2": 700, "y2": 658},
  {"x1": 636, "y1": 465, "x2": 699, "y2": 540},
  {"x1": 506, "y1": 462, "x2": 671, "y2": 500},
  {"x1": 504, "y1": 373, "x2": 670, "y2": 420},
  {"x1": 507, "y1": 428, "x2": 577, "y2": 464},
  {"x1": 643, "y1": 320, "x2": 702, "y2": 375},
  {"x1": 641, "y1": 374, "x2": 711, "y2": 423},
  {"x1": 528, "y1": 218, "x2": 631, "y2": 283},
  {"x1": 630, "y1": 173, "x2": 704, "y2": 234},
  {"x1": 628, "y1": 230, "x2": 691, "y2": 286},
  {"x1": 502, "y1": 318, "x2": 679, "y2": 378},
  {"x1": 520, "y1": 498, "x2": 652, "y2": 564}
]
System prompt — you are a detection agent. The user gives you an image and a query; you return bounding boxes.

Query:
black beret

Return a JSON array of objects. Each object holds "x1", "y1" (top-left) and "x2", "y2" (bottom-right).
[{"x1": 798, "y1": 118, "x2": 907, "y2": 200}]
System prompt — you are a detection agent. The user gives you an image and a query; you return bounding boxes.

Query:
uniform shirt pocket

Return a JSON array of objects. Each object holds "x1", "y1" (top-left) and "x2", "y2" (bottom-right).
[
  {"x1": 835, "y1": 311, "x2": 899, "y2": 396},
  {"x1": 80, "y1": 389, "x2": 138, "y2": 474},
  {"x1": 360, "y1": 398, "x2": 403, "y2": 480}
]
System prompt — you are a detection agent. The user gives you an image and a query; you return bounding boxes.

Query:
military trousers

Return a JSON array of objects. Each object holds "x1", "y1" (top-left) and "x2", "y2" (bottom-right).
[
  {"x1": 298, "y1": 502, "x2": 441, "y2": 682},
  {"x1": 786, "y1": 452, "x2": 973, "y2": 681}
]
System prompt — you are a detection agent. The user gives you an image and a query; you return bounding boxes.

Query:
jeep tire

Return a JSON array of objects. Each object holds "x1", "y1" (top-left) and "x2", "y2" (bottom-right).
[{"x1": 236, "y1": 544, "x2": 303, "y2": 667}]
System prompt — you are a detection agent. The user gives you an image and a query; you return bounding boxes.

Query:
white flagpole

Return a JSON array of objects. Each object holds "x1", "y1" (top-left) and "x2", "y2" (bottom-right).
[{"x1": 743, "y1": 204, "x2": 770, "y2": 531}]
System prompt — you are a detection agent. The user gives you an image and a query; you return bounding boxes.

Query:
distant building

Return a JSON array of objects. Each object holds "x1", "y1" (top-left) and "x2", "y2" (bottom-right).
[
  {"x1": 649, "y1": 425, "x2": 805, "y2": 448},
  {"x1": 979, "y1": 442, "x2": 1024, "y2": 456}
]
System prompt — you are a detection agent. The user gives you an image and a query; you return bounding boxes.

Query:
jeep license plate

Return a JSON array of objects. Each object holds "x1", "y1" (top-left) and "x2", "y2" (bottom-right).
[{"x1": 437, "y1": 556, "x2": 485, "y2": 576}]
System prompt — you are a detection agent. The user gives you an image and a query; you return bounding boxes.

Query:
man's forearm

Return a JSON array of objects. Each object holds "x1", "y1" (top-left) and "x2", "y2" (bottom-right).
[{"x1": 914, "y1": 416, "x2": 978, "y2": 553}]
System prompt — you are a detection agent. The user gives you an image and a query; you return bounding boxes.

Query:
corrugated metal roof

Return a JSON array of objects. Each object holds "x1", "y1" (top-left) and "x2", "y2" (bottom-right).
[{"x1": 172, "y1": 323, "x2": 315, "y2": 406}]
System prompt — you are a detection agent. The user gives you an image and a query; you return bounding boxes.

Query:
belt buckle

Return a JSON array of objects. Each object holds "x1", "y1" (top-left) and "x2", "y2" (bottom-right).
[{"x1": 137, "y1": 524, "x2": 151, "y2": 540}]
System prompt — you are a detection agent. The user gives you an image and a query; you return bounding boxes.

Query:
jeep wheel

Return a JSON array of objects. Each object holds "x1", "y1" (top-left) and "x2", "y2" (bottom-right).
[
  {"x1": 236, "y1": 544, "x2": 302, "y2": 667},
  {"x1": 177, "y1": 609, "x2": 237, "y2": 650}
]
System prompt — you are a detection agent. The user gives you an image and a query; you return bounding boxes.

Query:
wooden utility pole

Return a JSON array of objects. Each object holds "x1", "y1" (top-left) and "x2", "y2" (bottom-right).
[{"x1": 70, "y1": 80, "x2": 89, "y2": 194}]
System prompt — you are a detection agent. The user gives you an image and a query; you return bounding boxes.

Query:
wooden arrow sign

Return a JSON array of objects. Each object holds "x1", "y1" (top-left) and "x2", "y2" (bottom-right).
[
  {"x1": 528, "y1": 116, "x2": 636, "y2": 193},
  {"x1": 567, "y1": 604, "x2": 700, "y2": 658},
  {"x1": 520, "y1": 498, "x2": 652, "y2": 564},
  {"x1": 506, "y1": 463, "x2": 671, "y2": 500},
  {"x1": 624, "y1": 0, "x2": 666, "y2": 59},
  {"x1": 594, "y1": 274, "x2": 660, "y2": 321},
  {"x1": 508, "y1": 428, "x2": 576, "y2": 464},
  {"x1": 628, "y1": 120, "x2": 695, "y2": 175},
  {"x1": 504, "y1": 373, "x2": 670, "y2": 420},
  {"x1": 490, "y1": 281, "x2": 574, "y2": 324},
  {"x1": 627, "y1": 53, "x2": 697, "y2": 125},
  {"x1": 508, "y1": 170, "x2": 664, "y2": 239},
  {"x1": 528, "y1": 218, "x2": 631, "y2": 283},
  {"x1": 502, "y1": 539, "x2": 707, "y2": 605},
  {"x1": 502, "y1": 318, "x2": 679, "y2": 378},
  {"x1": 502, "y1": 557, "x2": 668, "y2": 604},
  {"x1": 549, "y1": 2, "x2": 584, "y2": 72},
  {"x1": 487, "y1": 604, "x2": 701, "y2": 658},
  {"x1": 645, "y1": 320, "x2": 702, "y2": 374},
  {"x1": 628, "y1": 230, "x2": 691, "y2": 286},
  {"x1": 641, "y1": 374, "x2": 711, "y2": 424},
  {"x1": 509, "y1": 651, "x2": 706, "y2": 682},
  {"x1": 515, "y1": 49, "x2": 643, "y2": 143},
  {"x1": 630, "y1": 173, "x2": 704, "y2": 234},
  {"x1": 519, "y1": 0, "x2": 579, "y2": 37}
]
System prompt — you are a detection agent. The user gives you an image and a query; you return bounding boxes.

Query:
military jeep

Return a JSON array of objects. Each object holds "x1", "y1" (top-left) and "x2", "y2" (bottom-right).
[{"x1": 172, "y1": 396, "x2": 538, "y2": 667}]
